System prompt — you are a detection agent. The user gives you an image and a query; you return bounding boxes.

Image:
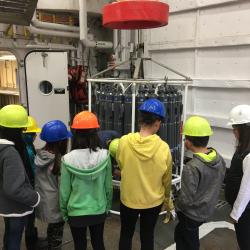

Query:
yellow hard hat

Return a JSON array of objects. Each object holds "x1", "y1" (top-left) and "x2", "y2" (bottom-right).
[
  {"x1": 24, "y1": 116, "x2": 41, "y2": 133},
  {"x1": 109, "y1": 138, "x2": 120, "y2": 158},
  {"x1": 0, "y1": 105, "x2": 32, "y2": 128},
  {"x1": 183, "y1": 116, "x2": 213, "y2": 137}
]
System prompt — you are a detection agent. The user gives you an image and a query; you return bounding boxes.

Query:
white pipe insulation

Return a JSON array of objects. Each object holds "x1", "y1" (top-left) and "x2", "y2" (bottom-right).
[
  {"x1": 31, "y1": 14, "x2": 80, "y2": 33},
  {"x1": 28, "y1": 25, "x2": 80, "y2": 38},
  {"x1": 26, "y1": 40, "x2": 77, "y2": 50},
  {"x1": 28, "y1": 1, "x2": 113, "y2": 49}
]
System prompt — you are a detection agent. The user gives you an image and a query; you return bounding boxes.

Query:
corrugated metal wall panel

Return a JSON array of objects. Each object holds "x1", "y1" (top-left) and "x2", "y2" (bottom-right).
[{"x1": 144, "y1": 1, "x2": 250, "y2": 164}]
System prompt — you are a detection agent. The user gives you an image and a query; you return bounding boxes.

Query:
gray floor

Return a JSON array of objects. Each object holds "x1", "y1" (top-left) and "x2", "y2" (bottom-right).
[{"x1": 0, "y1": 193, "x2": 239, "y2": 250}]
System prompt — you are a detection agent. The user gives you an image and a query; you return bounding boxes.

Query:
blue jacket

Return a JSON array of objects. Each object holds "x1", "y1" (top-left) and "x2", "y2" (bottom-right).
[{"x1": 98, "y1": 130, "x2": 121, "y2": 149}]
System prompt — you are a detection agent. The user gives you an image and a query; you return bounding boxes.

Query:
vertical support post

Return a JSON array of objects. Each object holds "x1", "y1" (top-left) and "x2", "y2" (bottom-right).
[
  {"x1": 180, "y1": 83, "x2": 189, "y2": 177},
  {"x1": 131, "y1": 82, "x2": 136, "y2": 133},
  {"x1": 113, "y1": 29, "x2": 118, "y2": 59},
  {"x1": 88, "y1": 81, "x2": 92, "y2": 112}
]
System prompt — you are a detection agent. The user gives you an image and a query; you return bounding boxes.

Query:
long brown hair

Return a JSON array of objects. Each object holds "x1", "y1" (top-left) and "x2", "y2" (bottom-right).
[
  {"x1": 234, "y1": 124, "x2": 250, "y2": 154},
  {"x1": 71, "y1": 129, "x2": 102, "y2": 152},
  {"x1": 45, "y1": 140, "x2": 68, "y2": 175}
]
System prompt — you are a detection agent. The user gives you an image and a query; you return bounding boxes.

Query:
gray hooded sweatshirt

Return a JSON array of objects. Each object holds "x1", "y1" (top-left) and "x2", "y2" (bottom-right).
[
  {"x1": 0, "y1": 139, "x2": 40, "y2": 217},
  {"x1": 176, "y1": 149, "x2": 226, "y2": 222},
  {"x1": 35, "y1": 149, "x2": 63, "y2": 223}
]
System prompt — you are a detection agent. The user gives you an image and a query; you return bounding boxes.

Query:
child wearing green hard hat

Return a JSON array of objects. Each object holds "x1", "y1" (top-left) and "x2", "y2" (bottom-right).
[
  {"x1": 0, "y1": 105, "x2": 40, "y2": 250},
  {"x1": 174, "y1": 116, "x2": 226, "y2": 250}
]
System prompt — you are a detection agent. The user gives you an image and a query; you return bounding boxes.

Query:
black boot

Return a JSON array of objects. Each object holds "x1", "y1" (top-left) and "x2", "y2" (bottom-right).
[{"x1": 37, "y1": 237, "x2": 49, "y2": 250}]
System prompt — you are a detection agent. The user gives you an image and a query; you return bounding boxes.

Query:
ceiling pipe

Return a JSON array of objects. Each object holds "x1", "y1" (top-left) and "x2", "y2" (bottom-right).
[
  {"x1": 31, "y1": 12, "x2": 80, "y2": 33},
  {"x1": 79, "y1": 0, "x2": 113, "y2": 49},
  {"x1": 25, "y1": 44, "x2": 77, "y2": 50},
  {"x1": 28, "y1": 25, "x2": 80, "y2": 38},
  {"x1": 28, "y1": 2, "x2": 113, "y2": 49},
  {"x1": 26, "y1": 38, "x2": 77, "y2": 50}
]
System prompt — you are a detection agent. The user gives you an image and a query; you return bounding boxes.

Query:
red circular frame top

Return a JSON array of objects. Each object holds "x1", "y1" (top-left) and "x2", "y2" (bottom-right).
[{"x1": 103, "y1": 1, "x2": 169, "y2": 30}]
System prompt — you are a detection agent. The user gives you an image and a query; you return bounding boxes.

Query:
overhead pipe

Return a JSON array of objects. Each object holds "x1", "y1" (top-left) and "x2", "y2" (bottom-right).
[
  {"x1": 79, "y1": 0, "x2": 113, "y2": 49},
  {"x1": 11, "y1": 40, "x2": 76, "y2": 50},
  {"x1": 28, "y1": 1, "x2": 113, "y2": 49},
  {"x1": 28, "y1": 25, "x2": 80, "y2": 39},
  {"x1": 25, "y1": 38, "x2": 77, "y2": 50},
  {"x1": 31, "y1": 13, "x2": 80, "y2": 33},
  {"x1": 25, "y1": 44, "x2": 77, "y2": 50}
]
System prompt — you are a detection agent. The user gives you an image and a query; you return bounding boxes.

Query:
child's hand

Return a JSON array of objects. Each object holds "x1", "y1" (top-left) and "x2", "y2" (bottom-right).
[
  {"x1": 163, "y1": 209, "x2": 176, "y2": 224},
  {"x1": 161, "y1": 198, "x2": 175, "y2": 212}
]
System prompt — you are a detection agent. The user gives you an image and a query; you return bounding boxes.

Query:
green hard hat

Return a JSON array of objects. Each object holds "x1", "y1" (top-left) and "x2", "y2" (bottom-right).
[
  {"x1": 109, "y1": 138, "x2": 120, "y2": 158},
  {"x1": 183, "y1": 116, "x2": 213, "y2": 137},
  {"x1": 0, "y1": 105, "x2": 32, "y2": 128}
]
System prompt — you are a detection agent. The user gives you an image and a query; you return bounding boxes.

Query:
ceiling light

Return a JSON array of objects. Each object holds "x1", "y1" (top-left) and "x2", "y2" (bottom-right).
[{"x1": 0, "y1": 55, "x2": 16, "y2": 61}]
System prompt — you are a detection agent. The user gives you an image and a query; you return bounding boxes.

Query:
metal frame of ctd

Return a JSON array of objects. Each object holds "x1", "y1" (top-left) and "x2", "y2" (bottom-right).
[{"x1": 87, "y1": 57, "x2": 192, "y2": 215}]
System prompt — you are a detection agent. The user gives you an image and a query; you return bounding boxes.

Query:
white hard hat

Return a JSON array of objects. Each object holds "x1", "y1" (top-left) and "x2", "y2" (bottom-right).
[{"x1": 228, "y1": 105, "x2": 250, "y2": 126}]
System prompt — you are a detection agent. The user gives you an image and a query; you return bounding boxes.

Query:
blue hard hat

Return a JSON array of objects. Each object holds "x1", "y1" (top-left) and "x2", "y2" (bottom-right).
[
  {"x1": 40, "y1": 120, "x2": 72, "y2": 143},
  {"x1": 139, "y1": 98, "x2": 166, "y2": 118}
]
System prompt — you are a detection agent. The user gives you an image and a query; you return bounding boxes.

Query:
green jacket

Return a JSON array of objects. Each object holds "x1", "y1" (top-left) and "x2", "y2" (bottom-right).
[{"x1": 60, "y1": 149, "x2": 113, "y2": 221}]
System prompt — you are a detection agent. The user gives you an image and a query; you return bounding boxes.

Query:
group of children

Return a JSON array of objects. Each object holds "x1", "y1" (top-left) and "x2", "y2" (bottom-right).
[{"x1": 0, "y1": 99, "x2": 249, "y2": 250}]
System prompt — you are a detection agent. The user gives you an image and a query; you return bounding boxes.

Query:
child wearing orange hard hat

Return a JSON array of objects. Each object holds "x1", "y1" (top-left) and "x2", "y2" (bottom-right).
[{"x1": 60, "y1": 111, "x2": 113, "y2": 250}]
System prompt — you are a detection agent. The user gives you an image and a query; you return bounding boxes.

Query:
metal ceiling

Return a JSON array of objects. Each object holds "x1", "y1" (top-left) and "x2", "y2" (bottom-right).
[{"x1": 0, "y1": 0, "x2": 38, "y2": 26}]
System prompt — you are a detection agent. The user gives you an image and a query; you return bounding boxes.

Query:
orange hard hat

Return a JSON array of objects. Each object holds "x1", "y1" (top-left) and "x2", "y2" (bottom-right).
[{"x1": 71, "y1": 111, "x2": 100, "y2": 129}]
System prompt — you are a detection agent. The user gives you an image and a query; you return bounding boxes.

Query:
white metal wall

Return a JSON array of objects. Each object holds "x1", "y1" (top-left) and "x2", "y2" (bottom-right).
[
  {"x1": 144, "y1": 0, "x2": 250, "y2": 165},
  {"x1": 37, "y1": 0, "x2": 110, "y2": 14}
]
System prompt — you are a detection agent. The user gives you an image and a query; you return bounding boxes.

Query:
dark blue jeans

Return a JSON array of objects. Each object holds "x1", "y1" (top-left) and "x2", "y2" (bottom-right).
[
  {"x1": 3, "y1": 216, "x2": 27, "y2": 250},
  {"x1": 174, "y1": 212, "x2": 203, "y2": 250}
]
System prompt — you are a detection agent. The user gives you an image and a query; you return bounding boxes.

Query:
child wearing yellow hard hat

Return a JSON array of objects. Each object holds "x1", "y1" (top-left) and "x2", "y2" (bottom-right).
[
  {"x1": 23, "y1": 116, "x2": 42, "y2": 249},
  {"x1": 175, "y1": 116, "x2": 226, "y2": 250},
  {"x1": 0, "y1": 105, "x2": 40, "y2": 250},
  {"x1": 23, "y1": 116, "x2": 41, "y2": 176}
]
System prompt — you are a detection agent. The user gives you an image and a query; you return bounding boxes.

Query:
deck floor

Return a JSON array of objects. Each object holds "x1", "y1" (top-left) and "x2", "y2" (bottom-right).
[{"x1": 0, "y1": 192, "x2": 239, "y2": 250}]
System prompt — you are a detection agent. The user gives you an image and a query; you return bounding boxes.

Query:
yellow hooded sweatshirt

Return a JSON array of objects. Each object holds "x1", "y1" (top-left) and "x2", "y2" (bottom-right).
[{"x1": 116, "y1": 132, "x2": 172, "y2": 209}]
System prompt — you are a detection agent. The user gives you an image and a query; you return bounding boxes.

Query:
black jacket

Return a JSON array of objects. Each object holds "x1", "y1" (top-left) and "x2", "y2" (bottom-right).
[
  {"x1": 0, "y1": 139, "x2": 40, "y2": 217},
  {"x1": 225, "y1": 150, "x2": 250, "y2": 208}
]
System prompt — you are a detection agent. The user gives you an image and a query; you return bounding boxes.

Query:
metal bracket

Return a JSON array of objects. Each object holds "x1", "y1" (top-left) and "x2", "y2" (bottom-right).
[
  {"x1": 133, "y1": 58, "x2": 142, "y2": 79},
  {"x1": 41, "y1": 52, "x2": 48, "y2": 68}
]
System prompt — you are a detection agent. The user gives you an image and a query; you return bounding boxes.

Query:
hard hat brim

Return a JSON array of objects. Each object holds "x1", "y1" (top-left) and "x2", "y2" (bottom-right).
[
  {"x1": 23, "y1": 128, "x2": 42, "y2": 133},
  {"x1": 40, "y1": 130, "x2": 72, "y2": 142}
]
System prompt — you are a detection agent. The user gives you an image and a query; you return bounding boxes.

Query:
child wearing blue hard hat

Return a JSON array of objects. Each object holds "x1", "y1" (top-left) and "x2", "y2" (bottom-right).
[
  {"x1": 35, "y1": 120, "x2": 72, "y2": 250},
  {"x1": 116, "y1": 98, "x2": 173, "y2": 250}
]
